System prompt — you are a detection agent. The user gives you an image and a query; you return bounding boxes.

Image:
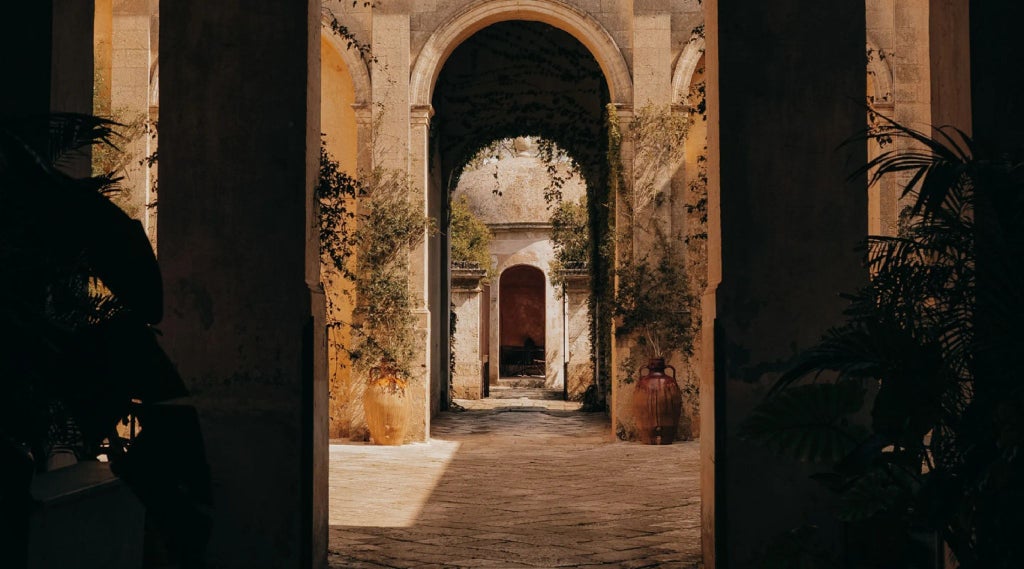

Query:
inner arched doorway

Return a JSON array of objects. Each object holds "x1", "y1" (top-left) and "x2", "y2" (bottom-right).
[
  {"x1": 498, "y1": 265, "x2": 546, "y2": 377},
  {"x1": 425, "y1": 18, "x2": 616, "y2": 415}
]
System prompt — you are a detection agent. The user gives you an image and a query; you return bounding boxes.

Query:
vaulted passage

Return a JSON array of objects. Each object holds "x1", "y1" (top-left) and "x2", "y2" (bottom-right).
[{"x1": 430, "y1": 19, "x2": 614, "y2": 410}]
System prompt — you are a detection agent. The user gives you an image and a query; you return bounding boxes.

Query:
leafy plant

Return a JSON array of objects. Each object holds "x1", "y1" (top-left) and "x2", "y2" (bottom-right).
[
  {"x1": 549, "y1": 196, "x2": 590, "y2": 291},
  {"x1": 449, "y1": 194, "x2": 491, "y2": 274},
  {"x1": 0, "y1": 114, "x2": 210, "y2": 567},
  {"x1": 741, "y1": 116, "x2": 1024, "y2": 568},
  {"x1": 612, "y1": 234, "x2": 695, "y2": 366},
  {"x1": 606, "y1": 104, "x2": 695, "y2": 373},
  {"x1": 317, "y1": 144, "x2": 432, "y2": 380}
]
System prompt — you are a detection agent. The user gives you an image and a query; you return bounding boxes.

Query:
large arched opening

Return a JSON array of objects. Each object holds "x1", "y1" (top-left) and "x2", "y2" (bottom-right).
[{"x1": 424, "y1": 17, "x2": 615, "y2": 417}]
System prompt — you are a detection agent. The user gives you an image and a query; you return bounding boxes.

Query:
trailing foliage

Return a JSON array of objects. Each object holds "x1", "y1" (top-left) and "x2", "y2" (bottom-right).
[
  {"x1": 613, "y1": 235, "x2": 695, "y2": 367},
  {"x1": 317, "y1": 141, "x2": 361, "y2": 277},
  {"x1": 607, "y1": 104, "x2": 695, "y2": 375},
  {"x1": 618, "y1": 104, "x2": 690, "y2": 223},
  {"x1": 741, "y1": 116, "x2": 1024, "y2": 568},
  {"x1": 317, "y1": 144, "x2": 432, "y2": 379}
]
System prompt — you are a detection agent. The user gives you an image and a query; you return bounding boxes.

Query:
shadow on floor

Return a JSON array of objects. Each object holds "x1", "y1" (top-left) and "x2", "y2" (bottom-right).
[{"x1": 329, "y1": 407, "x2": 701, "y2": 568}]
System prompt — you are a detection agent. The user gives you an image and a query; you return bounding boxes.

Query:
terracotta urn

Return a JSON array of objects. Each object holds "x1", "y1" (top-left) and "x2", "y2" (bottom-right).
[
  {"x1": 631, "y1": 357, "x2": 682, "y2": 444},
  {"x1": 362, "y1": 364, "x2": 410, "y2": 445}
]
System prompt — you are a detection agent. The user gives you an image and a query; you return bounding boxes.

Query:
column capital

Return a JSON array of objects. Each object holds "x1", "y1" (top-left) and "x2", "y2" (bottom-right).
[
  {"x1": 410, "y1": 104, "x2": 434, "y2": 125},
  {"x1": 611, "y1": 103, "x2": 634, "y2": 119},
  {"x1": 352, "y1": 103, "x2": 373, "y2": 125}
]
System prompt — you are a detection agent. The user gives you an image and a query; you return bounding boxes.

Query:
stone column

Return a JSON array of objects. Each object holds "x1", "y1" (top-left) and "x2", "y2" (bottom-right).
[
  {"x1": 50, "y1": 0, "x2": 95, "y2": 178},
  {"x1": 409, "y1": 103, "x2": 433, "y2": 438},
  {"x1": 451, "y1": 267, "x2": 486, "y2": 400},
  {"x1": 929, "y1": 0, "x2": 971, "y2": 134},
  {"x1": 610, "y1": 103, "x2": 633, "y2": 439},
  {"x1": 564, "y1": 270, "x2": 593, "y2": 400},
  {"x1": 110, "y1": 0, "x2": 153, "y2": 225},
  {"x1": 704, "y1": 1, "x2": 866, "y2": 566},
  {"x1": 371, "y1": 4, "x2": 430, "y2": 441},
  {"x1": 632, "y1": 0, "x2": 673, "y2": 106},
  {"x1": 970, "y1": 0, "x2": 1023, "y2": 156},
  {"x1": 159, "y1": 1, "x2": 324, "y2": 567}
]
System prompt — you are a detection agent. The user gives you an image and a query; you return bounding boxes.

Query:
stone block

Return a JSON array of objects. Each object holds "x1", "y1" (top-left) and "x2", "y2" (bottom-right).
[{"x1": 29, "y1": 462, "x2": 145, "y2": 569}]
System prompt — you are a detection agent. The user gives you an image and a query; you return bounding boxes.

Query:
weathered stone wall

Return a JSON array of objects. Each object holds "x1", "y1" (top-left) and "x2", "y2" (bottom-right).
[
  {"x1": 564, "y1": 273, "x2": 593, "y2": 400},
  {"x1": 451, "y1": 269, "x2": 486, "y2": 398}
]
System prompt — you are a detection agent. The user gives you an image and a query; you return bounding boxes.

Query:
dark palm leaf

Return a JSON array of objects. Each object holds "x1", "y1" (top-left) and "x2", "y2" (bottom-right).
[{"x1": 742, "y1": 381, "x2": 869, "y2": 464}]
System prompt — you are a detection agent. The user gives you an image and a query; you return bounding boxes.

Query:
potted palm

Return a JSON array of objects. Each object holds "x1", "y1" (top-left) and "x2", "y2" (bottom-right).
[
  {"x1": 0, "y1": 113, "x2": 210, "y2": 566},
  {"x1": 318, "y1": 148, "x2": 430, "y2": 445}
]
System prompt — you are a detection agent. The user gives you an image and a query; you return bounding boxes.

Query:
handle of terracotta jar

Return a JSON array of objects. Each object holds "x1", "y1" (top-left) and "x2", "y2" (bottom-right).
[{"x1": 665, "y1": 364, "x2": 676, "y2": 379}]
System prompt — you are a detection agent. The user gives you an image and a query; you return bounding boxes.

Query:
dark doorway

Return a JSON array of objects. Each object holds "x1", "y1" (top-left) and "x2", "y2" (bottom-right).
[{"x1": 498, "y1": 265, "x2": 546, "y2": 377}]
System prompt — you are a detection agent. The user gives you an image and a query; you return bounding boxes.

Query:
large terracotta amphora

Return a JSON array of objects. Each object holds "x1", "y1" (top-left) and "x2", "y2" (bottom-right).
[
  {"x1": 632, "y1": 357, "x2": 682, "y2": 444},
  {"x1": 362, "y1": 363, "x2": 410, "y2": 445}
]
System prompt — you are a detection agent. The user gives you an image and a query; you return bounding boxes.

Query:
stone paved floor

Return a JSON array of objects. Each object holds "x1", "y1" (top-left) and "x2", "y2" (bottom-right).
[{"x1": 329, "y1": 398, "x2": 701, "y2": 568}]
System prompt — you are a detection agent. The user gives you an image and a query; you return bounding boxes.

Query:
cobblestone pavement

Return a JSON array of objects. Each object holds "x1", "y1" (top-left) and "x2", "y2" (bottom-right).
[{"x1": 329, "y1": 401, "x2": 701, "y2": 568}]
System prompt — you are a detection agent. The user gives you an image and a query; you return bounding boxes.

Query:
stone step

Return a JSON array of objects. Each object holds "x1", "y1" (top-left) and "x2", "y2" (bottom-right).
[
  {"x1": 496, "y1": 376, "x2": 547, "y2": 389},
  {"x1": 488, "y1": 386, "x2": 565, "y2": 400}
]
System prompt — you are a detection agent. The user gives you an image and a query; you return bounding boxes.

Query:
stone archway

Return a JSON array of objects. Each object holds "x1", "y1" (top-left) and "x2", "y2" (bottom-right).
[
  {"x1": 409, "y1": 0, "x2": 633, "y2": 109},
  {"x1": 407, "y1": 5, "x2": 632, "y2": 437},
  {"x1": 672, "y1": 34, "x2": 705, "y2": 101}
]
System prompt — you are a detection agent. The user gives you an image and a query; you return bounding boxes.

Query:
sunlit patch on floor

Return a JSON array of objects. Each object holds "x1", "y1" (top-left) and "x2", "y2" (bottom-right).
[{"x1": 329, "y1": 439, "x2": 461, "y2": 527}]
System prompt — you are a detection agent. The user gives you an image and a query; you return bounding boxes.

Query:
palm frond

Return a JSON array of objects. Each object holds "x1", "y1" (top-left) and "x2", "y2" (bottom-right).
[{"x1": 742, "y1": 382, "x2": 869, "y2": 464}]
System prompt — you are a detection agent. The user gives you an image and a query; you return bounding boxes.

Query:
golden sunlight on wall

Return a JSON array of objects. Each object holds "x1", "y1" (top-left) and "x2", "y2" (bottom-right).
[
  {"x1": 93, "y1": 0, "x2": 113, "y2": 118},
  {"x1": 321, "y1": 34, "x2": 357, "y2": 174},
  {"x1": 321, "y1": 34, "x2": 361, "y2": 439}
]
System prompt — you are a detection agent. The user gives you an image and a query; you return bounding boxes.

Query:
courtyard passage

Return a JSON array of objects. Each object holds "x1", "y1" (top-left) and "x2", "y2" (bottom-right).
[{"x1": 328, "y1": 397, "x2": 701, "y2": 568}]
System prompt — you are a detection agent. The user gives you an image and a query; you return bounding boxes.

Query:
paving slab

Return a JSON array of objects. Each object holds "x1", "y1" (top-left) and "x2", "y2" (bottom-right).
[{"x1": 329, "y1": 402, "x2": 701, "y2": 568}]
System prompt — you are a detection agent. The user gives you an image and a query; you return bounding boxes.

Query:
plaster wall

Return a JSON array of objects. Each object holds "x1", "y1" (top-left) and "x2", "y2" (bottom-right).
[{"x1": 320, "y1": 34, "x2": 363, "y2": 440}]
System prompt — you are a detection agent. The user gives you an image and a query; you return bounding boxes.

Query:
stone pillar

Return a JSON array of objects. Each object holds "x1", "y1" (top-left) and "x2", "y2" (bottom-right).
[
  {"x1": 409, "y1": 103, "x2": 433, "y2": 438},
  {"x1": 110, "y1": 0, "x2": 153, "y2": 224},
  {"x1": 564, "y1": 270, "x2": 593, "y2": 400},
  {"x1": 372, "y1": 4, "x2": 430, "y2": 441},
  {"x1": 971, "y1": 0, "x2": 1024, "y2": 157},
  {"x1": 632, "y1": 0, "x2": 673, "y2": 106},
  {"x1": 2, "y1": 2, "x2": 51, "y2": 120},
  {"x1": 50, "y1": 0, "x2": 95, "y2": 178},
  {"x1": 610, "y1": 103, "x2": 633, "y2": 440},
  {"x1": 704, "y1": 1, "x2": 866, "y2": 567},
  {"x1": 929, "y1": 0, "x2": 971, "y2": 134},
  {"x1": 451, "y1": 267, "x2": 486, "y2": 399},
  {"x1": 159, "y1": 1, "x2": 325, "y2": 567}
]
